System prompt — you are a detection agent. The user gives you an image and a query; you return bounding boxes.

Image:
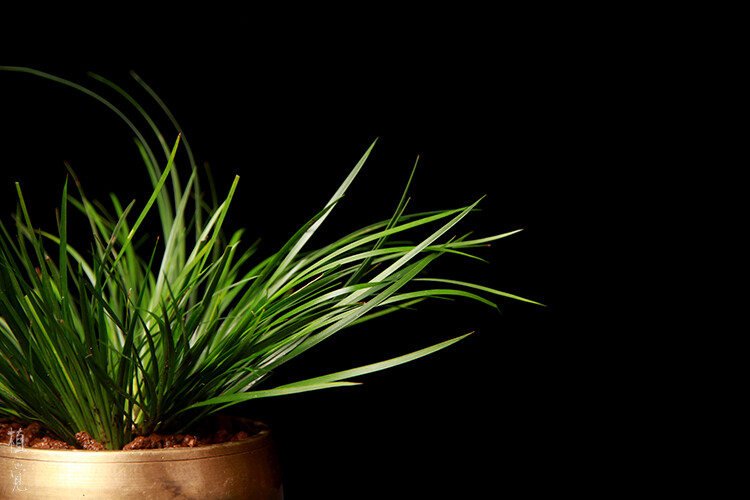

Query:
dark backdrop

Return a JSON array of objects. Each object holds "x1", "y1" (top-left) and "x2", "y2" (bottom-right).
[{"x1": 1, "y1": 43, "x2": 580, "y2": 497}]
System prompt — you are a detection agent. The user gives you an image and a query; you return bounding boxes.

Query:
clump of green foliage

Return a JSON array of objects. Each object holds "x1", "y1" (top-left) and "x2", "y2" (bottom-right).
[{"x1": 0, "y1": 67, "x2": 540, "y2": 449}]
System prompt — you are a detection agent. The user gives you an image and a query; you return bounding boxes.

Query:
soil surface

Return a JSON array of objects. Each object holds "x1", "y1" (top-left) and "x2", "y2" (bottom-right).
[{"x1": 1, "y1": 416, "x2": 262, "y2": 451}]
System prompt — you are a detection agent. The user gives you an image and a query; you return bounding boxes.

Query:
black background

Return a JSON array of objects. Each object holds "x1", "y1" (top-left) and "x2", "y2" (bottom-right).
[{"x1": 1, "y1": 28, "x2": 596, "y2": 497}]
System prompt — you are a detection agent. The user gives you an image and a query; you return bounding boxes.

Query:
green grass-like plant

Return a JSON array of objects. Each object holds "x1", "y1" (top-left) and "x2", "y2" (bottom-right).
[{"x1": 0, "y1": 66, "x2": 540, "y2": 450}]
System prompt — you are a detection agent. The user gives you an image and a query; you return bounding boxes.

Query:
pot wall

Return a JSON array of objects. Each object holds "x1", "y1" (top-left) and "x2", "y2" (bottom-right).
[{"x1": 0, "y1": 424, "x2": 283, "y2": 499}]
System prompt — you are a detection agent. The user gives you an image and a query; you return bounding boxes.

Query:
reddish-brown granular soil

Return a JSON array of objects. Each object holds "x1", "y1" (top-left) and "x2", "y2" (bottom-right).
[
  {"x1": 1, "y1": 416, "x2": 259, "y2": 451},
  {"x1": 0, "y1": 421, "x2": 74, "y2": 449}
]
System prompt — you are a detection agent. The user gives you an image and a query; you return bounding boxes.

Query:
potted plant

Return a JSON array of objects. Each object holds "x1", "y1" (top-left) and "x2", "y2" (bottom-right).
[{"x1": 0, "y1": 66, "x2": 541, "y2": 498}]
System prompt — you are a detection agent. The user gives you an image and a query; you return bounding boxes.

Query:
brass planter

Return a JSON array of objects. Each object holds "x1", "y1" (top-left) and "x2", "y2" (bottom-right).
[{"x1": 0, "y1": 421, "x2": 283, "y2": 499}]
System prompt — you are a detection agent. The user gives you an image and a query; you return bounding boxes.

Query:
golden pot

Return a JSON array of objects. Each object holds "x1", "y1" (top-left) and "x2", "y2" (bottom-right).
[{"x1": 0, "y1": 420, "x2": 283, "y2": 499}]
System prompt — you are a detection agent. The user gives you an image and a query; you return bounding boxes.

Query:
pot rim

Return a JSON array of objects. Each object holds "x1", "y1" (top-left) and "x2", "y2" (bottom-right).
[{"x1": 0, "y1": 422, "x2": 273, "y2": 463}]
